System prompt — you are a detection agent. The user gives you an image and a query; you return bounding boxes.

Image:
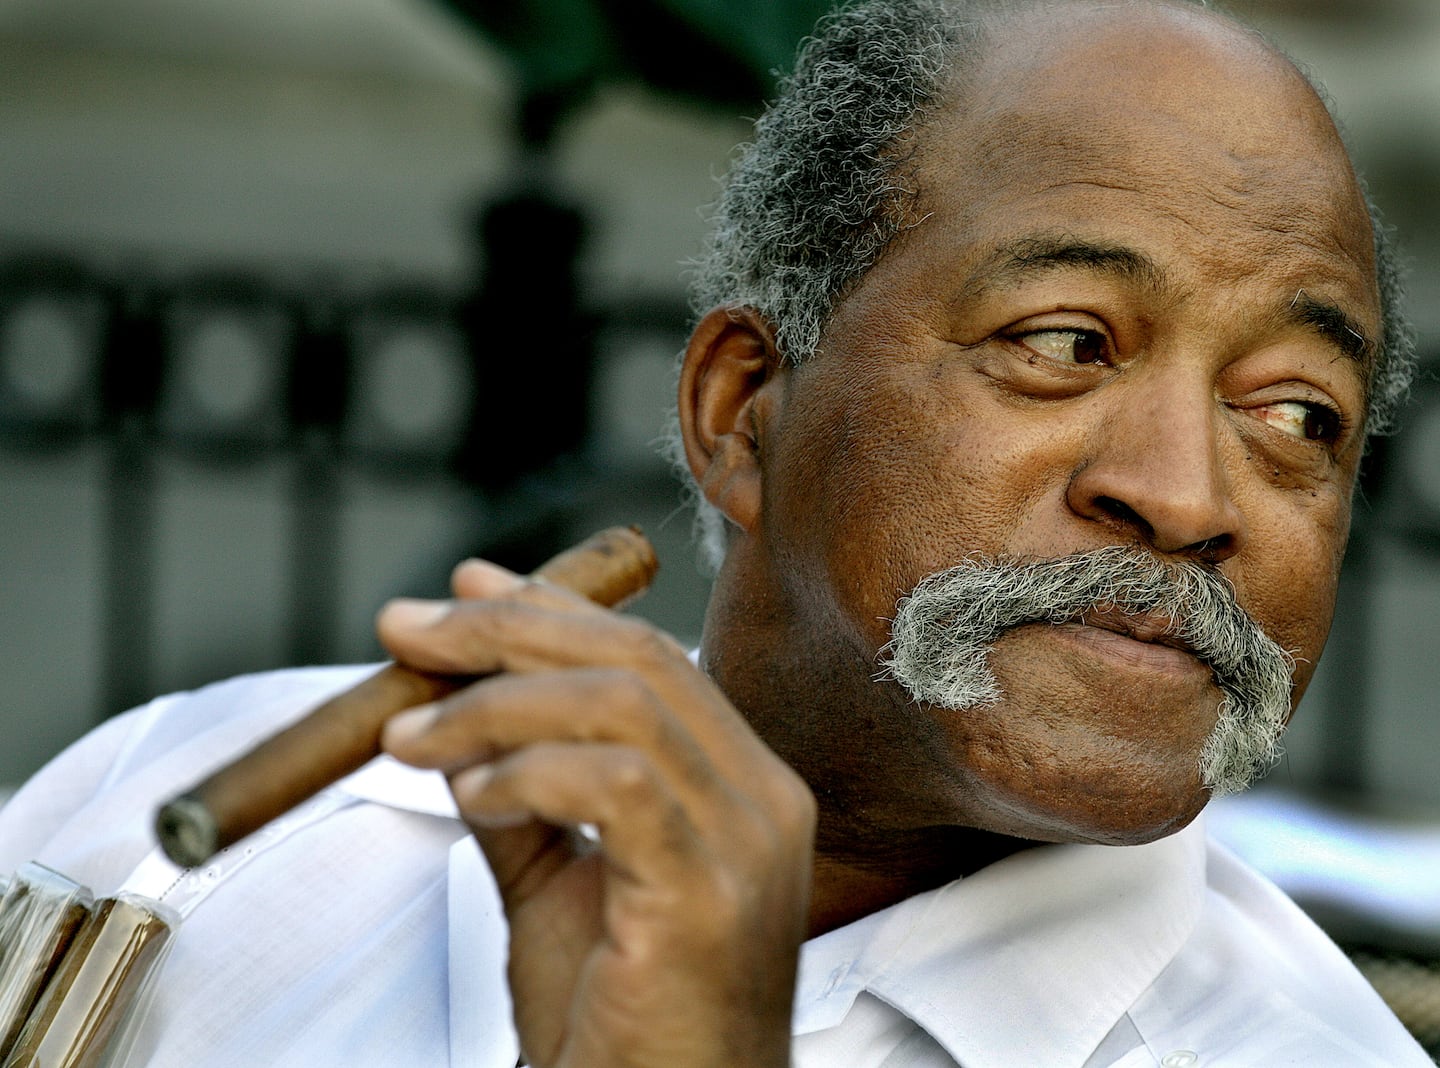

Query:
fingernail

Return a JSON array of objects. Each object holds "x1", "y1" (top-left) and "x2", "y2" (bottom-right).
[
  {"x1": 382, "y1": 599, "x2": 451, "y2": 630},
  {"x1": 382, "y1": 703, "x2": 440, "y2": 748}
]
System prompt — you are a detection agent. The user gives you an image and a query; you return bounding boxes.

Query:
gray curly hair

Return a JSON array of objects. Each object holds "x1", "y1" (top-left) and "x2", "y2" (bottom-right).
[{"x1": 669, "y1": 0, "x2": 1416, "y2": 572}]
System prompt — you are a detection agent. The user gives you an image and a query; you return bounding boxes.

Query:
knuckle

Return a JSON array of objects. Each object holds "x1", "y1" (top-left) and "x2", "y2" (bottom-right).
[
  {"x1": 410, "y1": 601, "x2": 498, "y2": 668},
  {"x1": 760, "y1": 771, "x2": 818, "y2": 843},
  {"x1": 601, "y1": 665, "x2": 656, "y2": 710},
  {"x1": 702, "y1": 870, "x2": 748, "y2": 931},
  {"x1": 606, "y1": 750, "x2": 657, "y2": 800},
  {"x1": 655, "y1": 796, "x2": 697, "y2": 858},
  {"x1": 583, "y1": 668, "x2": 669, "y2": 746}
]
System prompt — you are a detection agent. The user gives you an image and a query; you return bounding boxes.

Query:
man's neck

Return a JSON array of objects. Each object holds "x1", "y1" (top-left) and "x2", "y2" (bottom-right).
[{"x1": 807, "y1": 825, "x2": 1037, "y2": 938}]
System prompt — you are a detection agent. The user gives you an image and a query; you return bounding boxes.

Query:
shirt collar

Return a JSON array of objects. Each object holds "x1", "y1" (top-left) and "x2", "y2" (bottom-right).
[
  {"x1": 794, "y1": 817, "x2": 1208, "y2": 1068},
  {"x1": 331, "y1": 684, "x2": 1209, "y2": 1067},
  {"x1": 336, "y1": 755, "x2": 461, "y2": 818}
]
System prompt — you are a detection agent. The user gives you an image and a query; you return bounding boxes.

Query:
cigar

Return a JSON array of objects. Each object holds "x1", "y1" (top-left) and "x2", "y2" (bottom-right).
[
  {"x1": 0, "y1": 865, "x2": 93, "y2": 1059},
  {"x1": 5, "y1": 895, "x2": 177, "y2": 1068},
  {"x1": 154, "y1": 526, "x2": 658, "y2": 868}
]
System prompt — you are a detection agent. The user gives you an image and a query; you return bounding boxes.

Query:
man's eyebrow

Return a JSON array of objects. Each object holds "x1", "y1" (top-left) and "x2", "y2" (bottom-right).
[
  {"x1": 961, "y1": 240, "x2": 1377, "y2": 362},
  {"x1": 962, "y1": 236, "x2": 1167, "y2": 297},
  {"x1": 1288, "y1": 290, "x2": 1375, "y2": 366}
]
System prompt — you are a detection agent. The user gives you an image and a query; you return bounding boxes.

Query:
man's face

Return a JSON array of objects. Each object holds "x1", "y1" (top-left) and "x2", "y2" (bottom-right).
[{"x1": 751, "y1": 5, "x2": 1381, "y2": 846}]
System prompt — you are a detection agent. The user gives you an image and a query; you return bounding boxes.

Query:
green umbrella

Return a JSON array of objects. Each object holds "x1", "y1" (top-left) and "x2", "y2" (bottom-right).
[{"x1": 444, "y1": 0, "x2": 835, "y2": 141}]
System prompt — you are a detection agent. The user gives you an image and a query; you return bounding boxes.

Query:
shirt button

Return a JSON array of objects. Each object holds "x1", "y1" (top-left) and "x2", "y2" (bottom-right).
[{"x1": 1161, "y1": 1052, "x2": 1198, "y2": 1067}]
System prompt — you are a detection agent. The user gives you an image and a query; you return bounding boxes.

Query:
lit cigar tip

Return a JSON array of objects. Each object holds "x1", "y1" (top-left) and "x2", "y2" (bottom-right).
[{"x1": 155, "y1": 795, "x2": 217, "y2": 868}]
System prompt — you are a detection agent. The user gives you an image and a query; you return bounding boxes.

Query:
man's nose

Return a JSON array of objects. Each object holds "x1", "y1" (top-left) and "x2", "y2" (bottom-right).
[{"x1": 1064, "y1": 375, "x2": 1248, "y2": 562}]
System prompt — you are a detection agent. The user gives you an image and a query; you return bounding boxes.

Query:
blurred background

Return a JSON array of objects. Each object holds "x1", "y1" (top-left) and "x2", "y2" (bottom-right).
[{"x1": 0, "y1": 0, "x2": 1437, "y2": 1050}]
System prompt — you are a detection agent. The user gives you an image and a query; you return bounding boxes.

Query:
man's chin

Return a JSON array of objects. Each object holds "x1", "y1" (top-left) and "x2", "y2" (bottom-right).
[
  {"x1": 1055, "y1": 800, "x2": 1209, "y2": 847},
  {"x1": 956, "y1": 757, "x2": 1215, "y2": 848}
]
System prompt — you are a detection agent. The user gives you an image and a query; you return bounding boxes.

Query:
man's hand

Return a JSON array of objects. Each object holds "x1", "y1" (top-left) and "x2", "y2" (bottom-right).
[{"x1": 377, "y1": 558, "x2": 816, "y2": 1068}]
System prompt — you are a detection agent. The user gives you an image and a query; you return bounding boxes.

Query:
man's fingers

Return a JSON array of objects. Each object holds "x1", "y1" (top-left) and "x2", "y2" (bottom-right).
[
  {"x1": 380, "y1": 645, "x2": 791, "y2": 806},
  {"x1": 452, "y1": 742, "x2": 702, "y2": 894},
  {"x1": 382, "y1": 667, "x2": 716, "y2": 790},
  {"x1": 376, "y1": 595, "x2": 687, "y2": 679},
  {"x1": 450, "y1": 557, "x2": 527, "y2": 600},
  {"x1": 451, "y1": 558, "x2": 609, "y2": 605},
  {"x1": 376, "y1": 599, "x2": 777, "y2": 785}
]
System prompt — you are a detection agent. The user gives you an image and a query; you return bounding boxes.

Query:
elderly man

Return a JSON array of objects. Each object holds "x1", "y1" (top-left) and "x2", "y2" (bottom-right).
[{"x1": 0, "y1": 0, "x2": 1429, "y2": 1064}]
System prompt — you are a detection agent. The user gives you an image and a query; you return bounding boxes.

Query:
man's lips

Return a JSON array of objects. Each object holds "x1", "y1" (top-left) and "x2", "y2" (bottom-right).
[
  {"x1": 1076, "y1": 607, "x2": 1196, "y2": 654},
  {"x1": 1034, "y1": 609, "x2": 1213, "y2": 678}
]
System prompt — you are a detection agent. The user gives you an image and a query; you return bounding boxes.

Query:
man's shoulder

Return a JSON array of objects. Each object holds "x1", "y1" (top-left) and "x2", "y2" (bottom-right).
[{"x1": 0, "y1": 664, "x2": 381, "y2": 877}]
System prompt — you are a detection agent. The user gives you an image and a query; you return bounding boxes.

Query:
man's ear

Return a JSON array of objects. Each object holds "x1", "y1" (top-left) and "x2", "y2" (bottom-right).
[{"x1": 678, "y1": 306, "x2": 784, "y2": 536}]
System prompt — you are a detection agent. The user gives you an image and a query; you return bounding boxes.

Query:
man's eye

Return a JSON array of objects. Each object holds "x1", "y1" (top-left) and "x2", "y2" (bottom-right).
[
  {"x1": 1018, "y1": 329, "x2": 1107, "y2": 365},
  {"x1": 1255, "y1": 400, "x2": 1342, "y2": 443}
]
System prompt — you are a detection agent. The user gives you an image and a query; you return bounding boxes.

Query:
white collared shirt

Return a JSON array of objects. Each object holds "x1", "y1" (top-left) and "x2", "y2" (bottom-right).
[
  {"x1": 0, "y1": 666, "x2": 1428, "y2": 1066},
  {"x1": 790, "y1": 822, "x2": 1428, "y2": 1066}
]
